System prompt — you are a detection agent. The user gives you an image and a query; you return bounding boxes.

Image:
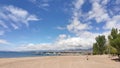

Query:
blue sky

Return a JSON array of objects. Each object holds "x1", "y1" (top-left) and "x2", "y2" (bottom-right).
[{"x1": 0, "y1": 0, "x2": 120, "y2": 51}]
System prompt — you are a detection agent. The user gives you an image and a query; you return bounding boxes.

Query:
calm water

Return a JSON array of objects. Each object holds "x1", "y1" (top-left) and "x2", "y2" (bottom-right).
[{"x1": 0, "y1": 51, "x2": 56, "y2": 58}]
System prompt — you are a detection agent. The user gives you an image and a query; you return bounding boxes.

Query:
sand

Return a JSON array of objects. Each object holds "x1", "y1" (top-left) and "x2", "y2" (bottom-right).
[{"x1": 0, "y1": 55, "x2": 119, "y2": 68}]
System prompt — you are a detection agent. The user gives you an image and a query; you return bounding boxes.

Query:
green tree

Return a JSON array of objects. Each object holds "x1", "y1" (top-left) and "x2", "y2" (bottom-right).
[
  {"x1": 93, "y1": 35, "x2": 106, "y2": 55},
  {"x1": 108, "y1": 28, "x2": 120, "y2": 58},
  {"x1": 93, "y1": 43, "x2": 99, "y2": 55},
  {"x1": 104, "y1": 45, "x2": 117, "y2": 54}
]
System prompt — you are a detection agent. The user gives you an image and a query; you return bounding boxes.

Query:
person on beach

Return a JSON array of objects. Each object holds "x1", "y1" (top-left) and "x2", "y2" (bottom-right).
[{"x1": 86, "y1": 55, "x2": 88, "y2": 60}]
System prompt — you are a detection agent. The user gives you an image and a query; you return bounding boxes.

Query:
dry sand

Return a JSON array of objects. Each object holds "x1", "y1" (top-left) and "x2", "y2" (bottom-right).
[{"x1": 0, "y1": 55, "x2": 119, "y2": 68}]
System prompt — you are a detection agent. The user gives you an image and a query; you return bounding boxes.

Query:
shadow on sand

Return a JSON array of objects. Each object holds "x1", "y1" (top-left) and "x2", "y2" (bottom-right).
[{"x1": 111, "y1": 58, "x2": 120, "y2": 62}]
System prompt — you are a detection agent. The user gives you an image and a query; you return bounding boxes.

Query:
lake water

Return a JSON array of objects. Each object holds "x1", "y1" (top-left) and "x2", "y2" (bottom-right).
[{"x1": 0, "y1": 51, "x2": 56, "y2": 58}]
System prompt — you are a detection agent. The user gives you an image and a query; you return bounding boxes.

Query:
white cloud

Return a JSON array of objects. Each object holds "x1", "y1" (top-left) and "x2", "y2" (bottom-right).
[
  {"x1": 26, "y1": 15, "x2": 39, "y2": 22},
  {"x1": 0, "y1": 5, "x2": 39, "y2": 33},
  {"x1": 55, "y1": 36, "x2": 94, "y2": 49},
  {"x1": 0, "y1": 39, "x2": 10, "y2": 45},
  {"x1": 68, "y1": 0, "x2": 120, "y2": 32},
  {"x1": 72, "y1": 0, "x2": 84, "y2": 18},
  {"x1": 29, "y1": 0, "x2": 50, "y2": 10},
  {"x1": 0, "y1": 20, "x2": 8, "y2": 28},
  {"x1": 15, "y1": 34, "x2": 94, "y2": 51},
  {"x1": 57, "y1": 34, "x2": 68, "y2": 40},
  {"x1": 87, "y1": 0, "x2": 120, "y2": 30},
  {"x1": 88, "y1": 1, "x2": 109, "y2": 23},
  {"x1": 101, "y1": 0, "x2": 109, "y2": 5},
  {"x1": 4, "y1": 6, "x2": 28, "y2": 18},
  {"x1": 4, "y1": 5, "x2": 39, "y2": 26},
  {"x1": 67, "y1": 0, "x2": 92, "y2": 33},
  {"x1": 11, "y1": 23, "x2": 19, "y2": 29},
  {"x1": 73, "y1": 0, "x2": 84, "y2": 10},
  {"x1": 16, "y1": 43, "x2": 52, "y2": 51},
  {"x1": 14, "y1": 30, "x2": 111, "y2": 51},
  {"x1": 104, "y1": 15, "x2": 120, "y2": 29},
  {"x1": 67, "y1": 18, "x2": 92, "y2": 33}
]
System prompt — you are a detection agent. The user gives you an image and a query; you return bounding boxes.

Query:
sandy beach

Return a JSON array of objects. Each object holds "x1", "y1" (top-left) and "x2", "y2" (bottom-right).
[{"x1": 0, "y1": 55, "x2": 119, "y2": 68}]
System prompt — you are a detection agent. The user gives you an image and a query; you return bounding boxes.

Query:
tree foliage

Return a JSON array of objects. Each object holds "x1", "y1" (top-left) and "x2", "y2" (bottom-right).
[
  {"x1": 108, "y1": 28, "x2": 120, "y2": 58},
  {"x1": 93, "y1": 35, "x2": 106, "y2": 55},
  {"x1": 93, "y1": 28, "x2": 120, "y2": 59},
  {"x1": 104, "y1": 45, "x2": 117, "y2": 54},
  {"x1": 93, "y1": 43, "x2": 99, "y2": 55}
]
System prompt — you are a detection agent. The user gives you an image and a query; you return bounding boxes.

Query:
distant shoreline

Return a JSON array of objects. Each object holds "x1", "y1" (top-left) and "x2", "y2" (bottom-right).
[{"x1": 0, "y1": 51, "x2": 92, "y2": 58}]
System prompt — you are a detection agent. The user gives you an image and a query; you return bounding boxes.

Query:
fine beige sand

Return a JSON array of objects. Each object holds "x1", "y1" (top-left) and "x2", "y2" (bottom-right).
[{"x1": 0, "y1": 55, "x2": 119, "y2": 68}]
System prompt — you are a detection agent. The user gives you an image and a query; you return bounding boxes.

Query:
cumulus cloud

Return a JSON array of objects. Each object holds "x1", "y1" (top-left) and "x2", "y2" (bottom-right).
[
  {"x1": 88, "y1": 1, "x2": 109, "y2": 23},
  {"x1": 67, "y1": 0, "x2": 92, "y2": 33},
  {"x1": 67, "y1": 0, "x2": 93, "y2": 36},
  {"x1": 67, "y1": 18, "x2": 92, "y2": 33},
  {"x1": 15, "y1": 34, "x2": 94, "y2": 51},
  {"x1": 55, "y1": 36, "x2": 93, "y2": 49},
  {"x1": 104, "y1": 15, "x2": 120, "y2": 29},
  {"x1": 87, "y1": 0, "x2": 120, "y2": 30}
]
